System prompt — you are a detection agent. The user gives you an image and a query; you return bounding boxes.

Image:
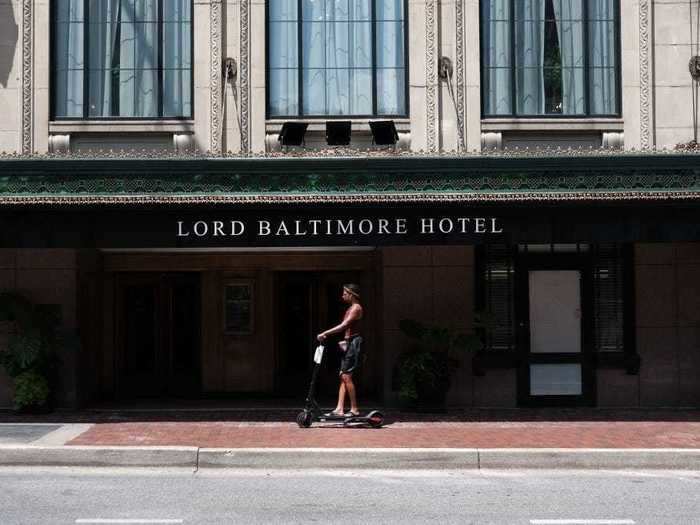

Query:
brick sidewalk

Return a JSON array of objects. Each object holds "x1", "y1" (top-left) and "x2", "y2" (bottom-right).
[{"x1": 67, "y1": 420, "x2": 700, "y2": 449}]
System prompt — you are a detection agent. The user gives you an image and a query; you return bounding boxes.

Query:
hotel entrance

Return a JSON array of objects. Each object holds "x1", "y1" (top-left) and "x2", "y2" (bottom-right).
[
  {"x1": 275, "y1": 270, "x2": 373, "y2": 401},
  {"x1": 114, "y1": 272, "x2": 201, "y2": 399}
]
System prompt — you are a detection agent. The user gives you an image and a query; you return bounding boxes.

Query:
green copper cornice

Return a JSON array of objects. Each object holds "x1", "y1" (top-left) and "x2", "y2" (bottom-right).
[{"x1": 0, "y1": 153, "x2": 699, "y2": 205}]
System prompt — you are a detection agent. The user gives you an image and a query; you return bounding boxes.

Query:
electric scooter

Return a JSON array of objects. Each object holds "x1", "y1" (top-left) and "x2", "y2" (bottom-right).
[{"x1": 296, "y1": 345, "x2": 385, "y2": 428}]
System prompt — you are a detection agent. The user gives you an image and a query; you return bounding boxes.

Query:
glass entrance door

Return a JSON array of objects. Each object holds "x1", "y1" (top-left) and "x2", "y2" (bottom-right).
[{"x1": 517, "y1": 258, "x2": 594, "y2": 406}]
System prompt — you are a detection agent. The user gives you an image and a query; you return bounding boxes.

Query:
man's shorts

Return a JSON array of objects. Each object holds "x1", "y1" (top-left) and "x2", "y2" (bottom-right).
[{"x1": 340, "y1": 336, "x2": 363, "y2": 375}]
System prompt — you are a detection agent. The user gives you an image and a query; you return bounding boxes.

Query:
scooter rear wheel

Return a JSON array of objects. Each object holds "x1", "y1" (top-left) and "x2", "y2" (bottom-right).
[
  {"x1": 366, "y1": 410, "x2": 384, "y2": 428},
  {"x1": 296, "y1": 410, "x2": 313, "y2": 428}
]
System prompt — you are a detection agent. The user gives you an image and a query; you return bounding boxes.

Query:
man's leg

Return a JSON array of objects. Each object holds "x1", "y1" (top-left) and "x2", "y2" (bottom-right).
[
  {"x1": 335, "y1": 378, "x2": 346, "y2": 413},
  {"x1": 343, "y1": 373, "x2": 359, "y2": 414}
]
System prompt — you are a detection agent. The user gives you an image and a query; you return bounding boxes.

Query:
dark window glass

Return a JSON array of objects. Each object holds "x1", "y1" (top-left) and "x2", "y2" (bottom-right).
[
  {"x1": 53, "y1": 0, "x2": 193, "y2": 119},
  {"x1": 481, "y1": 0, "x2": 619, "y2": 117},
  {"x1": 268, "y1": 0, "x2": 407, "y2": 117}
]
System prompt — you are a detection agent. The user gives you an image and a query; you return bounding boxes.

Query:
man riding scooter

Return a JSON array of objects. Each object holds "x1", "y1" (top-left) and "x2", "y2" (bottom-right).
[{"x1": 317, "y1": 283, "x2": 363, "y2": 418}]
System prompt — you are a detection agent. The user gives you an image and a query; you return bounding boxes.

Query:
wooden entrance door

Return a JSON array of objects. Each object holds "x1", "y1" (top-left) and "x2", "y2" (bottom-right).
[{"x1": 115, "y1": 272, "x2": 201, "y2": 399}]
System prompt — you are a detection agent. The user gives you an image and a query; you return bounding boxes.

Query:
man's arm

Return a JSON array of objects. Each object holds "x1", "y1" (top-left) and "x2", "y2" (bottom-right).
[{"x1": 317, "y1": 305, "x2": 362, "y2": 341}]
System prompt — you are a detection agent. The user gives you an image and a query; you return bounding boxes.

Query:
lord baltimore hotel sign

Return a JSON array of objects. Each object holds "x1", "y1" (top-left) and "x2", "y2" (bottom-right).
[{"x1": 176, "y1": 215, "x2": 505, "y2": 244}]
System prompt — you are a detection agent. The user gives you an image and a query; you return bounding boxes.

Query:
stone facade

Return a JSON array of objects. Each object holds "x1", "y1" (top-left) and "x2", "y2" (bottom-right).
[
  {"x1": 0, "y1": 1, "x2": 696, "y2": 153},
  {"x1": 0, "y1": 2, "x2": 699, "y2": 409}
]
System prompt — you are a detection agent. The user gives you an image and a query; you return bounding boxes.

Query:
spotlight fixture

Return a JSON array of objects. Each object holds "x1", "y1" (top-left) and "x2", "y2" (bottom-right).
[
  {"x1": 326, "y1": 121, "x2": 352, "y2": 146},
  {"x1": 369, "y1": 120, "x2": 399, "y2": 146},
  {"x1": 278, "y1": 122, "x2": 309, "y2": 146}
]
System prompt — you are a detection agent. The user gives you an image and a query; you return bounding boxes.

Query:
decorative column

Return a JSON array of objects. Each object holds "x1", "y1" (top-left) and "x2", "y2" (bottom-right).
[
  {"x1": 455, "y1": 0, "x2": 466, "y2": 152},
  {"x1": 210, "y1": 0, "x2": 223, "y2": 154},
  {"x1": 21, "y1": 0, "x2": 33, "y2": 154},
  {"x1": 425, "y1": 0, "x2": 439, "y2": 152},
  {"x1": 639, "y1": 0, "x2": 653, "y2": 149},
  {"x1": 239, "y1": 0, "x2": 250, "y2": 153}
]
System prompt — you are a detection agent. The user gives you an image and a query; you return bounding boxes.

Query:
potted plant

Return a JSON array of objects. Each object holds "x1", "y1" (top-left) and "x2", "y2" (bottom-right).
[
  {"x1": 393, "y1": 318, "x2": 484, "y2": 411},
  {"x1": 0, "y1": 292, "x2": 63, "y2": 413}
]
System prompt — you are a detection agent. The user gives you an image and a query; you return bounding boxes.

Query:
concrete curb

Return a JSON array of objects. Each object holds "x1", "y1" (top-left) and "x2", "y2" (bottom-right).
[
  {"x1": 198, "y1": 448, "x2": 480, "y2": 470},
  {"x1": 1, "y1": 446, "x2": 699, "y2": 470},
  {"x1": 477, "y1": 448, "x2": 700, "y2": 470},
  {"x1": 0, "y1": 445, "x2": 198, "y2": 468}
]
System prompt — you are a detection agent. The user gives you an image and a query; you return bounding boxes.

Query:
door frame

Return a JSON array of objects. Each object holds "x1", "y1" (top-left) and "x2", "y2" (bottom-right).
[{"x1": 515, "y1": 253, "x2": 596, "y2": 407}]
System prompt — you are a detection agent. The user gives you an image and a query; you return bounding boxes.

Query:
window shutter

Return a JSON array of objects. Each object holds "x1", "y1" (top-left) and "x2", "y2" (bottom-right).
[
  {"x1": 593, "y1": 243, "x2": 625, "y2": 352},
  {"x1": 482, "y1": 244, "x2": 516, "y2": 351}
]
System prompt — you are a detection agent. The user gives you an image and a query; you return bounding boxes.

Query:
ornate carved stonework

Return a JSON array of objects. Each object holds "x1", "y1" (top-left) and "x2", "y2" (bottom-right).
[
  {"x1": 639, "y1": 0, "x2": 652, "y2": 149},
  {"x1": 240, "y1": 0, "x2": 250, "y2": 152},
  {"x1": 21, "y1": 0, "x2": 33, "y2": 154},
  {"x1": 425, "y1": 0, "x2": 438, "y2": 152},
  {"x1": 455, "y1": 0, "x2": 466, "y2": 151},
  {"x1": 210, "y1": 0, "x2": 223, "y2": 154}
]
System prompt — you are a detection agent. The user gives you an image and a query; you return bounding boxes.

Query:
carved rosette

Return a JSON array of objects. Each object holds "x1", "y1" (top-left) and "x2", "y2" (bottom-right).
[
  {"x1": 210, "y1": 0, "x2": 223, "y2": 154},
  {"x1": 455, "y1": 0, "x2": 466, "y2": 152},
  {"x1": 21, "y1": 0, "x2": 33, "y2": 154},
  {"x1": 639, "y1": 0, "x2": 652, "y2": 149},
  {"x1": 240, "y1": 0, "x2": 250, "y2": 153},
  {"x1": 425, "y1": 0, "x2": 438, "y2": 152}
]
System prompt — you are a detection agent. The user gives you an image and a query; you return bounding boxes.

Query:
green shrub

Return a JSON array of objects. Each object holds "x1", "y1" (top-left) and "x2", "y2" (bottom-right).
[
  {"x1": 394, "y1": 318, "x2": 484, "y2": 406},
  {"x1": 0, "y1": 292, "x2": 64, "y2": 411},
  {"x1": 13, "y1": 370, "x2": 50, "y2": 409}
]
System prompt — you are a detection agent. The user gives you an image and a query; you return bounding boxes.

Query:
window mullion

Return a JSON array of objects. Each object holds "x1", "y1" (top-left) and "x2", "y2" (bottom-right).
[
  {"x1": 297, "y1": 0, "x2": 303, "y2": 117},
  {"x1": 583, "y1": 0, "x2": 590, "y2": 116},
  {"x1": 372, "y1": 2, "x2": 377, "y2": 116},
  {"x1": 510, "y1": 0, "x2": 516, "y2": 117},
  {"x1": 158, "y1": 0, "x2": 164, "y2": 117},
  {"x1": 83, "y1": 0, "x2": 90, "y2": 118}
]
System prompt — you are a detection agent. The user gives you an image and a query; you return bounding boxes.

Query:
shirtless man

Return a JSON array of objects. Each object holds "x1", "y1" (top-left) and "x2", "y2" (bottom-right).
[{"x1": 317, "y1": 283, "x2": 364, "y2": 417}]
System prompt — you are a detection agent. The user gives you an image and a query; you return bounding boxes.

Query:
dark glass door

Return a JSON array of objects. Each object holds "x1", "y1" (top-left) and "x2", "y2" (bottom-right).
[
  {"x1": 116, "y1": 273, "x2": 201, "y2": 399},
  {"x1": 275, "y1": 271, "x2": 361, "y2": 399}
]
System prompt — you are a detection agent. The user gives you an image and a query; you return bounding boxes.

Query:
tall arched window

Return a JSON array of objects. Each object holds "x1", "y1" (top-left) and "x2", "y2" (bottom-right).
[{"x1": 267, "y1": 0, "x2": 408, "y2": 118}]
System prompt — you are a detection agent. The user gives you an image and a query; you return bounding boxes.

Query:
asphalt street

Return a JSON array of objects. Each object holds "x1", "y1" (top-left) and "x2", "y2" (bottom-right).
[{"x1": 0, "y1": 467, "x2": 698, "y2": 524}]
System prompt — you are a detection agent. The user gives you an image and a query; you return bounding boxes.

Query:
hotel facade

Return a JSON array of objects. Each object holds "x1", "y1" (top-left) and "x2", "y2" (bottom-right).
[{"x1": 0, "y1": 0, "x2": 699, "y2": 409}]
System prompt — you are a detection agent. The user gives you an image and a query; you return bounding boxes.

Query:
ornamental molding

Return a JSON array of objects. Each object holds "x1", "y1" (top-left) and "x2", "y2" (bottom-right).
[
  {"x1": 639, "y1": 0, "x2": 652, "y2": 149},
  {"x1": 0, "y1": 166, "x2": 698, "y2": 200},
  {"x1": 425, "y1": 0, "x2": 438, "y2": 152},
  {"x1": 21, "y1": 0, "x2": 33, "y2": 155},
  {"x1": 210, "y1": 0, "x2": 223, "y2": 154},
  {"x1": 455, "y1": 0, "x2": 466, "y2": 152},
  {"x1": 240, "y1": 0, "x2": 250, "y2": 153},
  {"x1": 0, "y1": 191, "x2": 699, "y2": 207}
]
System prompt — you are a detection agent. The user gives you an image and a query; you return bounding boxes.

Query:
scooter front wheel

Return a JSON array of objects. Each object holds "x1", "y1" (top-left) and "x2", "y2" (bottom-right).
[{"x1": 296, "y1": 410, "x2": 313, "y2": 428}]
